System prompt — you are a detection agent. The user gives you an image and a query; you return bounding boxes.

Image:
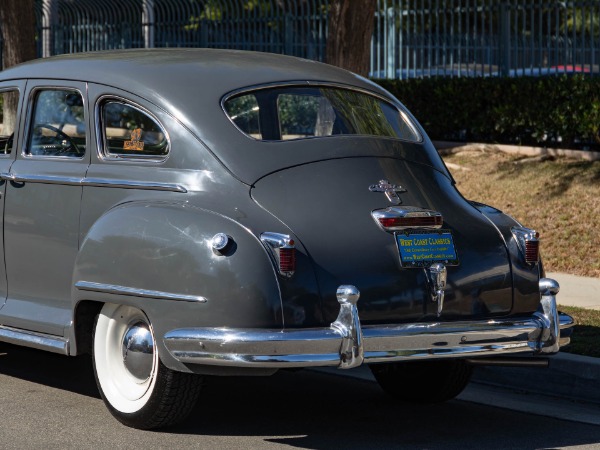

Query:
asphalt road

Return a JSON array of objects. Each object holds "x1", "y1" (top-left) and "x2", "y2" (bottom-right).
[{"x1": 1, "y1": 342, "x2": 599, "y2": 449}]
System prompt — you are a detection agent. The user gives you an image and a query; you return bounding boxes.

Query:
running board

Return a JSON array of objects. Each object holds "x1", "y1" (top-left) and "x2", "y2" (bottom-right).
[{"x1": 0, "y1": 325, "x2": 69, "y2": 355}]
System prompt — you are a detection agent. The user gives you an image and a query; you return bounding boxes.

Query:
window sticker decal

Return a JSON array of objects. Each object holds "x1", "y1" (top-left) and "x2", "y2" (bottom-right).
[{"x1": 123, "y1": 128, "x2": 144, "y2": 151}]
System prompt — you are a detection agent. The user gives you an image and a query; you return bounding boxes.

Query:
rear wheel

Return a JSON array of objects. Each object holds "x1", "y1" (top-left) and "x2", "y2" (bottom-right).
[
  {"x1": 370, "y1": 360, "x2": 472, "y2": 403},
  {"x1": 93, "y1": 303, "x2": 203, "y2": 429}
]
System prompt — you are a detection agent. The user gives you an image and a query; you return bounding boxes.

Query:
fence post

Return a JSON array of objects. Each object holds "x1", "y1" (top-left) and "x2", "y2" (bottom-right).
[
  {"x1": 386, "y1": 6, "x2": 396, "y2": 79},
  {"x1": 499, "y1": 1, "x2": 511, "y2": 76},
  {"x1": 284, "y1": 14, "x2": 294, "y2": 56},
  {"x1": 42, "y1": 0, "x2": 58, "y2": 57},
  {"x1": 142, "y1": 0, "x2": 155, "y2": 49}
]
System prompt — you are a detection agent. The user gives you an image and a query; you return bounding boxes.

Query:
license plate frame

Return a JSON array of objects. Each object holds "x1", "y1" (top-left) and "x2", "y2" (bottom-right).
[{"x1": 395, "y1": 230, "x2": 460, "y2": 268}]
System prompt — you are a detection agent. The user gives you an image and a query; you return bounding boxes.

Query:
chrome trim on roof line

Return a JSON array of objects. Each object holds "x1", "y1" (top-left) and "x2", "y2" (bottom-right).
[
  {"x1": 0, "y1": 325, "x2": 69, "y2": 355},
  {"x1": 75, "y1": 281, "x2": 207, "y2": 303}
]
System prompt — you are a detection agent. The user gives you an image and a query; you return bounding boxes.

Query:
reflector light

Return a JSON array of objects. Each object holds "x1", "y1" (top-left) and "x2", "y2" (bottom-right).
[
  {"x1": 278, "y1": 248, "x2": 296, "y2": 273},
  {"x1": 511, "y1": 226, "x2": 540, "y2": 265},
  {"x1": 525, "y1": 239, "x2": 539, "y2": 264},
  {"x1": 260, "y1": 232, "x2": 296, "y2": 278}
]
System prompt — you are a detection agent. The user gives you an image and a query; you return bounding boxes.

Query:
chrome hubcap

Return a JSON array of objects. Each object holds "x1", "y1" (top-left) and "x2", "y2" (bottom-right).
[{"x1": 122, "y1": 321, "x2": 154, "y2": 382}]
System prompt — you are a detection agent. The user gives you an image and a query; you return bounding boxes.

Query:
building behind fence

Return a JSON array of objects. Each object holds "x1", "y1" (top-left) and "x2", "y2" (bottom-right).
[{"x1": 1, "y1": 0, "x2": 599, "y2": 77}]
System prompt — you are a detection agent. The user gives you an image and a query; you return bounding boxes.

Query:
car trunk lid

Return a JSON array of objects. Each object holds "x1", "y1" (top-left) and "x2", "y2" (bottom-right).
[{"x1": 251, "y1": 155, "x2": 513, "y2": 325}]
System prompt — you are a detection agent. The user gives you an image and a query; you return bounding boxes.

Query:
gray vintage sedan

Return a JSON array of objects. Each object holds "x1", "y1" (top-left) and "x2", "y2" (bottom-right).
[{"x1": 0, "y1": 49, "x2": 573, "y2": 429}]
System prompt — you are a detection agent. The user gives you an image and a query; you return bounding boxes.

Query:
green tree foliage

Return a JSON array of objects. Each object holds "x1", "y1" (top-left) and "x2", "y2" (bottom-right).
[{"x1": 377, "y1": 75, "x2": 600, "y2": 150}]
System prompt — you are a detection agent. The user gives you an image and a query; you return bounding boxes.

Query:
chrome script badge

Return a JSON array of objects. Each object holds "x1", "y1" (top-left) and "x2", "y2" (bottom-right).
[{"x1": 369, "y1": 179, "x2": 407, "y2": 204}]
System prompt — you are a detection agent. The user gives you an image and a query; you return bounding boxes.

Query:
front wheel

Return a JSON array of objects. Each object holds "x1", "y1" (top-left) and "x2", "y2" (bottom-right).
[
  {"x1": 370, "y1": 360, "x2": 472, "y2": 403},
  {"x1": 93, "y1": 303, "x2": 203, "y2": 429}
]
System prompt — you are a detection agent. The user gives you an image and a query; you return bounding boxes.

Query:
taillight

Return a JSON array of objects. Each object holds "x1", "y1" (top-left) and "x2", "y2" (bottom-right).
[
  {"x1": 372, "y1": 206, "x2": 443, "y2": 232},
  {"x1": 260, "y1": 232, "x2": 296, "y2": 278},
  {"x1": 525, "y1": 238, "x2": 540, "y2": 264},
  {"x1": 511, "y1": 226, "x2": 540, "y2": 264}
]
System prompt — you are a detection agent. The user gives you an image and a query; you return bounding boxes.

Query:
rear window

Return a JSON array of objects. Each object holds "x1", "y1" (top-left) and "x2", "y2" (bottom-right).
[{"x1": 223, "y1": 86, "x2": 421, "y2": 142}]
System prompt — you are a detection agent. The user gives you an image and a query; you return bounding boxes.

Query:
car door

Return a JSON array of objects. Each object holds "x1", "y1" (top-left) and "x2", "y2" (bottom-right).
[
  {"x1": 0, "y1": 80, "x2": 90, "y2": 336},
  {"x1": 0, "y1": 82, "x2": 25, "y2": 310}
]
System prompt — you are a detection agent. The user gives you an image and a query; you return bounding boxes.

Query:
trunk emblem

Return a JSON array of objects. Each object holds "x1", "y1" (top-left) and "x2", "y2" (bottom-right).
[{"x1": 369, "y1": 179, "x2": 407, "y2": 204}]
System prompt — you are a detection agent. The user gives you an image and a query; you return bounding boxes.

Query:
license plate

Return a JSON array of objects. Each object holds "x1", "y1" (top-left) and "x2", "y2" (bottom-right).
[{"x1": 396, "y1": 231, "x2": 459, "y2": 268}]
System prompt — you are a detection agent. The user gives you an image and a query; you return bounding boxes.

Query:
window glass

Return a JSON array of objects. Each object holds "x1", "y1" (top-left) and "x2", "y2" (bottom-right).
[
  {"x1": 224, "y1": 86, "x2": 421, "y2": 142},
  {"x1": 0, "y1": 90, "x2": 19, "y2": 155},
  {"x1": 27, "y1": 89, "x2": 86, "y2": 157},
  {"x1": 102, "y1": 101, "x2": 168, "y2": 158},
  {"x1": 223, "y1": 94, "x2": 261, "y2": 139}
]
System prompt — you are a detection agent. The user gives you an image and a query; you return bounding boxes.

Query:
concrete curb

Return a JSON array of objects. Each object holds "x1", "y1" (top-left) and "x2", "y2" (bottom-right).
[
  {"x1": 471, "y1": 353, "x2": 600, "y2": 405},
  {"x1": 434, "y1": 140, "x2": 600, "y2": 161}
]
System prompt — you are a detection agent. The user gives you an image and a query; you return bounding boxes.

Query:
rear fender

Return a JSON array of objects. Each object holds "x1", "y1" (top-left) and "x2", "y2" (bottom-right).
[
  {"x1": 71, "y1": 201, "x2": 282, "y2": 371},
  {"x1": 469, "y1": 201, "x2": 541, "y2": 314}
]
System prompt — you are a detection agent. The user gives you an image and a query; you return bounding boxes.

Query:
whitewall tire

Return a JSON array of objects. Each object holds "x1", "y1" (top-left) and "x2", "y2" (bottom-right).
[{"x1": 93, "y1": 303, "x2": 202, "y2": 429}]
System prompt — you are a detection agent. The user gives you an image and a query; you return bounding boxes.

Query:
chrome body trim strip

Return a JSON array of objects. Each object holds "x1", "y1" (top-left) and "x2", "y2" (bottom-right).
[
  {"x1": 82, "y1": 178, "x2": 187, "y2": 192},
  {"x1": 163, "y1": 278, "x2": 570, "y2": 368},
  {"x1": 0, "y1": 174, "x2": 187, "y2": 192},
  {"x1": 75, "y1": 281, "x2": 207, "y2": 303},
  {"x1": 7, "y1": 173, "x2": 83, "y2": 185},
  {"x1": 0, "y1": 325, "x2": 69, "y2": 355},
  {"x1": 0, "y1": 172, "x2": 16, "y2": 181}
]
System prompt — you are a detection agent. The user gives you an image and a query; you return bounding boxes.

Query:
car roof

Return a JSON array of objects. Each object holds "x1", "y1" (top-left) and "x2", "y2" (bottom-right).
[
  {"x1": 0, "y1": 49, "x2": 431, "y2": 185},
  {"x1": 0, "y1": 48, "x2": 383, "y2": 99}
]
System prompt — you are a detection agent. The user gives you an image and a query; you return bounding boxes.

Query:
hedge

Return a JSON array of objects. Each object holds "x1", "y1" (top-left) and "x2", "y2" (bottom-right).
[{"x1": 375, "y1": 76, "x2": 600, "y2": 151}]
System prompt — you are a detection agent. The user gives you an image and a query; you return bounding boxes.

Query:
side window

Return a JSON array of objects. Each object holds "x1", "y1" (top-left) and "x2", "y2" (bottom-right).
[
  {"x1": 101, "y1": 100, "x2": 169, "y2": 158},
  {"x1": 0, "y1": 89, "x2": 20, "y2": 155},
  {"x1": 27, "y1": 89, "x2": 86, "y2": 157},
  {"x1": 224, "y1": 94, "x2": 261, "y2": 139}
]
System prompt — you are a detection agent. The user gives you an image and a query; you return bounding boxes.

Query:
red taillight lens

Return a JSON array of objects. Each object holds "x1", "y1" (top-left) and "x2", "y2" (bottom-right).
[
  {"x1": 378, "y1": 216, "x2": 443, "y2": 229},
  {"x1": 278, "y1": 247, "x2": 296, "y2": 273},
  {"x1": 511, "y1": 227, "x2": 540, "y2": 266},
  {"x1": 525, "y1": 239, "x2": 539, "y2": 264}
]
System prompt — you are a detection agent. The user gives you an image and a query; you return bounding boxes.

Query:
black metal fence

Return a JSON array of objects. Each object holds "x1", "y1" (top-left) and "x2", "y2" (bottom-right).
[{"x1": 2, "y1": 0, "x2": 598, "y2": 77}]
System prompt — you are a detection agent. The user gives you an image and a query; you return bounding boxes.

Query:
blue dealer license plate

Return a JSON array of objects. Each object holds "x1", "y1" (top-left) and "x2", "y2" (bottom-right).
[{"x1": 396, "y1": 231, "x2": 459, "y2": 267}]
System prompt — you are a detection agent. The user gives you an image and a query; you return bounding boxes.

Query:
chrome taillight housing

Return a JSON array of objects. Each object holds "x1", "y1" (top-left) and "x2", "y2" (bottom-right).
[
  {"x1": 260, "y1": 232, "x2": 296, "y2": 278},
  {"x1": 372, "y1": 206, "x2": 443, "y2": 232},
  {"x1": 511, "y1": 226, "x2": 540, "y2": 264}
]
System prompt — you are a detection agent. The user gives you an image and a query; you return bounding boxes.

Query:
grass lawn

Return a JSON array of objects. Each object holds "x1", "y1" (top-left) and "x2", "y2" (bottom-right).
[
  {"x1": 557, "y1": 306, "x2": 600, "y2": 358},
  {"x1": 442, "y1": 149, "x2": 599, "y2": 358},
  {"x1": 442, "y1": 150, "x2": 600, "y2": 278}
]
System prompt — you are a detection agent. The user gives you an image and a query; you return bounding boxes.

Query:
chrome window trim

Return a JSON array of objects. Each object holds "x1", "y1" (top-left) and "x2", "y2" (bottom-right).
[
  {"x1": 221, "y1": 81, "x2": 423, "y2": 144},
  {"x1": 75, "y1": 281, "x2": 206, "y2": 303},
  {"x1": 22, "y1": 86, "x2": 87, "y2": 160},
  {"x1": 0, "y1": 86, "x2": 21, "y2": 158},
  {"x1": 95, "y1": 95, "x2": 171, "y2": 163}
]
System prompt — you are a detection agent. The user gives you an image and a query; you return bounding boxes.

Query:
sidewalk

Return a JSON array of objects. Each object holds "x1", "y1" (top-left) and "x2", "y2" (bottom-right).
[{"x1": 547, "y1": 272, "x2": 600, "y2": 310}]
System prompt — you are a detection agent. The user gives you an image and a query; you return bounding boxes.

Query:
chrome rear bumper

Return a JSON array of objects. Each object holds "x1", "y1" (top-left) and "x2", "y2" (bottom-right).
[{"x1": 163, "y1": 278, "x2": 574, "y2": 369}]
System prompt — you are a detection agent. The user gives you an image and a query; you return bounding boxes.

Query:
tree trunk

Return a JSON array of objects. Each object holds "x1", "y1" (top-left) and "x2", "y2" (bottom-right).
[
  {"x1": 0, "y1": 0, "x2": 36, "y2": 70},
  {"x1": 326, "y1": 0, "x2": 377, "y2": 77},
  {"x1": 0, "y1": 0, "x2": 35, "y2": 134}
]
